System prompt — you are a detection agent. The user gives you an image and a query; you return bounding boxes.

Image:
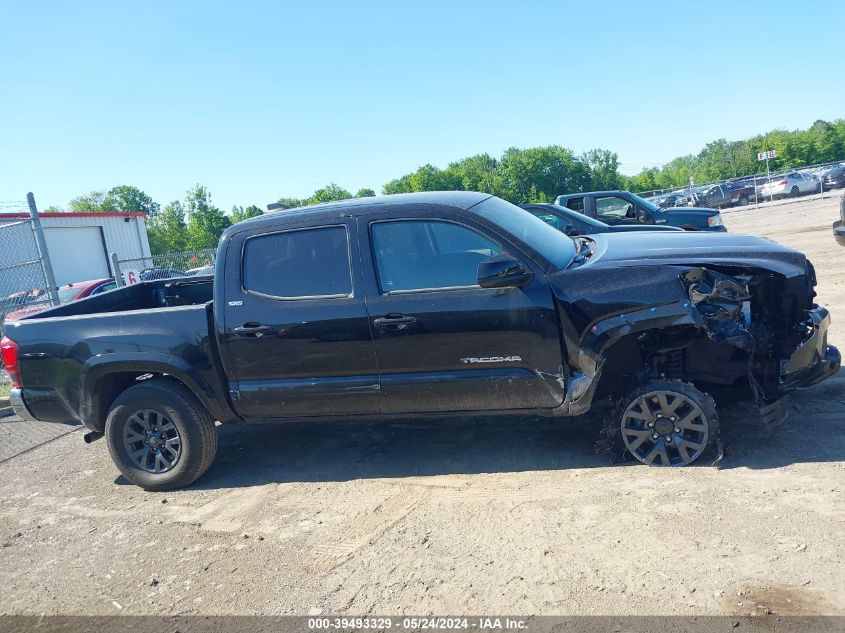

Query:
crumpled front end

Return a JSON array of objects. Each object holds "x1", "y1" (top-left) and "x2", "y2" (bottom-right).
[
  {"x1": 551, "y1": 255, "x2": 839, "y2": 424},
  {"x1": 681, "y1": 263, "x2": 840, "y2": 426}
]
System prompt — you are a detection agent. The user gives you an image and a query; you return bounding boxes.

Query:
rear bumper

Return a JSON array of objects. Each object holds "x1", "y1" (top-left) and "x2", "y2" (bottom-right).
[
  {"x1": 779, "y1": 306, "x2": 840, "y2": 390},
  {"x1": 702, "y1": 225, "x2": 728, "y2": 232},
  {"x1": 9, "y1": 388, "x2": 38, "y2": 422}
]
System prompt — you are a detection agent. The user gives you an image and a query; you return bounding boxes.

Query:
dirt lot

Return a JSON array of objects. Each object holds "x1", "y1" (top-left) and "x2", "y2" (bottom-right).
[{"x1": 1, "y1": 195, "x2": 843, "y2": 617}]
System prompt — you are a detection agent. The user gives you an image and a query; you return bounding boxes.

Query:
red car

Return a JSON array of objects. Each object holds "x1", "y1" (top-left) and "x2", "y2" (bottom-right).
[{"x1": 3, "y1": 278, "x2": 116, "y2": 322}]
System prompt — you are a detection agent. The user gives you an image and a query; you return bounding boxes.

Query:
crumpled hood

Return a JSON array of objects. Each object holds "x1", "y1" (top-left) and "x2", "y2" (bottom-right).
[{"x1": 579, "y1": 231, "x2": 808, "y2": 277}]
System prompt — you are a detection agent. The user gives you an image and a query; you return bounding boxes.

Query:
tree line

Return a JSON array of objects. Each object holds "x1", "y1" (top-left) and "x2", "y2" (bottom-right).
[{"x1": 47, "y1": 118, "x2": 845, "y2": 254}]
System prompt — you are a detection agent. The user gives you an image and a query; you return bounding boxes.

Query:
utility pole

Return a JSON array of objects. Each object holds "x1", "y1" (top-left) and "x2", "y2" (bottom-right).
[
  {"x1": 765, "y1": 156, "x2": 773, "y2": 203},
  {"x1": 26, "y1": 193, "x2": 60, "y2": 307}
]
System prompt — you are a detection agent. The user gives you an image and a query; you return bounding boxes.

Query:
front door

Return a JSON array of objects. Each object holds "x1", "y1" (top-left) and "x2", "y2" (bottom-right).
[
  {"x1": 219, "y1": 220, "x2": 380, "y2": 419},
  {"x1": 358, "y1": 213, "x2": 565, "y2": 414}
]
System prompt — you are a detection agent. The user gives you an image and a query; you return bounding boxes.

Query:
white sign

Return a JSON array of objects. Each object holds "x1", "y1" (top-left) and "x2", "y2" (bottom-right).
[
  {"x1": 123, "y1": 269, "x2": 140, "y2": 285},
  {"x1": 757, "y1": 149, "x2": 776, "y2": 161}
]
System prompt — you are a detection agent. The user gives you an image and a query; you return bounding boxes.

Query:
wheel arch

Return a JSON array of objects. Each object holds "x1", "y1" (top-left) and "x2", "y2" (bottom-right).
[{"x1": 80, "y1": 354, "x2": 233, "y2": 432}]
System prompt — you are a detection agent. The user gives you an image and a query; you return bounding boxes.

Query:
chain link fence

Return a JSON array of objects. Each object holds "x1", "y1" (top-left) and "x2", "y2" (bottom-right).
[
  {"x1": 0, "y1": 217, "x2": 55, "y2": 324},
  {"x1": 634, "y1": 158, "x2": 845, "y2": 210},
  {"x1": 113, "y1": 248, "x2": 216, "y2": 285}
]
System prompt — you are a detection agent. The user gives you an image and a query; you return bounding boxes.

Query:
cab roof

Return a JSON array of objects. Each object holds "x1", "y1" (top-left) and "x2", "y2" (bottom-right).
[{"x1": 234, "y1": 191, "x2": 494, "y2": 231}]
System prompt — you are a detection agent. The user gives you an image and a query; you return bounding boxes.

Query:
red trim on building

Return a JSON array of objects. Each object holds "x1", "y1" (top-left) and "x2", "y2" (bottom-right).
[{"x1": 0, "y1": 212, "x2": 145, "y2": 218}]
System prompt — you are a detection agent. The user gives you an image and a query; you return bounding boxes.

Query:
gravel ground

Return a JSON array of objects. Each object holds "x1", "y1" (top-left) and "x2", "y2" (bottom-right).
[
  {"x1": 0, "y1": 368, "x2": 11, "y2": 402},
  {"x1": 0, "y1": 195, "x2": 843, "y2": 617}
]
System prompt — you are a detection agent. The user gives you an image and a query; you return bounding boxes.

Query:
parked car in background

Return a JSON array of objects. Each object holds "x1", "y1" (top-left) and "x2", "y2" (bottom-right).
[
  {"x1": 139, "y1": 267, "x2": 187, "y2": 281},
  {"x1": 690, "y1": 184, "x2": 732, "y2": 209},
  {"x1": 820, "y1": 164, "x2": 845, "y2": 191},
  {"x1": 725, "y1": 181, "x2": 756, "y2": 207},
  {"x1": 757, "y1": 172, "x2": 820, "y2": 199},
  {"x1": 3, "y1": 278, "x2": 116, "y2": 323},
  {"x1": 186, "y1": 265, "x2": 215, "y2": 276},
  {"x1": 0, "y1": 288, "x2": 47, "y2": 312},
  {"x1": 553, "y1": 190, "x2": 726, "y2": 231},
  {"x1": 835, "y1": 194, "x2": 845, "y2": 246},
  {"x1": 650, "y1": 191, "x2": 688, "y2": 209},
  {"x1": 519, "y1": 204, "x2": 684, "y2": 236}
]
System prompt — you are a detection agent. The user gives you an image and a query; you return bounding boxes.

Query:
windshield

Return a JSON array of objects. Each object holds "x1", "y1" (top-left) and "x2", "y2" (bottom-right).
[
  {"x1": 471, "y1": 197, "x2": 576, "y2": 269},
  {"x1": 627, "y1": 193, "x2": 661, "y2": 213}
]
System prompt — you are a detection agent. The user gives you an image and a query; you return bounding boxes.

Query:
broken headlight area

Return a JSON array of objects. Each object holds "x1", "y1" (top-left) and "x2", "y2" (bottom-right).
[{"x1": 683, "y1": 267, "x2": 754, "y2": 351}]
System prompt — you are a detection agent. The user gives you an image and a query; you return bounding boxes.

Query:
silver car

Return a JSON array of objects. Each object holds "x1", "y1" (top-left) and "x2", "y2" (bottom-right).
[{"x1": 757, "y1": 172, "x2": 820, "y2": 199}]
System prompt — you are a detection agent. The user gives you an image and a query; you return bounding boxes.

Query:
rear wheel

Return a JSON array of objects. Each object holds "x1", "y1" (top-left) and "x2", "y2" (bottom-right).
[
  {"x1": 611, "y1": 380, "x2": 718, "y2": 466},
  {"x1": 738, "y1": 194, "x2": 749, "y2": 206},
  {"x1": 105, "y1": 379, "x2": 217, "y2": 491},
  {"x1": 790, "y1": 185, "x2": 799, "y2": 197}
]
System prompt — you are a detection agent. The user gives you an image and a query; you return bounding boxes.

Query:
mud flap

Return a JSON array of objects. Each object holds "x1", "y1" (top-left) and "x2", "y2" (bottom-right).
[{"x1": 758, "y1": 395, "x2": 790, "y2": 435}]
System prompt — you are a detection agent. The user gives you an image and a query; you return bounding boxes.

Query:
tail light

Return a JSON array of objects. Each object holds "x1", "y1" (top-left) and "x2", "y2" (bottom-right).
[
  {"x1": 777, "y1": 179, "x2": 788, "y2": 185},
  {"x1": 1, "y1": 336, "x2": 21, "y2": 388}
]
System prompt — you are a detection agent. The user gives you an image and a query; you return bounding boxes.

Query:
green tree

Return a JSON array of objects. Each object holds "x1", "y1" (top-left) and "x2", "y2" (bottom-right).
[
  {"x1": 69, "y1": 190, "x2": 111, "y2": 213},
  {"x1": 355, "y1": 188, "x2": 376, "y2": 197},
  {"x1": 147, "y1": 201, "x2": 187, "y2": 254},
  {"x1": 447, "y1": 154, "x2": 497, "y2": 193},
  {"x1": 382, "y1": 164, "x2": 462, "y2": 194},
  {"x1": 231, "y1": 204, "x2": 264, "y2": 223},
  {"x1": 276, "y1": 196, "x2": 306, "y2": 209},
  {"x1": 306, "y1": 183, "x2": 352, "y2": 204},
  {"x1": 495, "y1": 146, "x2": 591, "y2": 203},
  {"x1": 184, "y1": 185, "x2": 231, "y2": 250},
  {"x1": 67, "y1": 185, "x2": 159, "y2": 215},
  {"x1": 103, "y1": 185, "x2": 160, "y2": 216},
  {"x1": 582, "y1": 149, "x2": 621, "y2": 190}
]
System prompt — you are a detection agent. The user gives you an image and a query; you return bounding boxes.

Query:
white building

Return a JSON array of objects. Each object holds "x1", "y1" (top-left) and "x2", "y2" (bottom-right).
[{"x1": 0, "y1": 211, "x2": 151, "y2": 286}]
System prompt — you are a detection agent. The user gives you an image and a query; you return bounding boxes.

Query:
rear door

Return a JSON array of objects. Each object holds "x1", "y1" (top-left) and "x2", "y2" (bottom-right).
[
  {"x1": 358, "y1": 209, "x2": 565, "y2": 414},
  {"x1": 219, "y1": 218, "x2": 380, "y2": 419}
]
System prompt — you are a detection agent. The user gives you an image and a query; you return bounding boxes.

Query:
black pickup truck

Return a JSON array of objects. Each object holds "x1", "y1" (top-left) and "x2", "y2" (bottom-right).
[
  {"x1": 554, "y1": 190, "x2": 726, "y2": 231},
  {"x1": 2, "y1": 192, "x2": 838, "y2": 490}
]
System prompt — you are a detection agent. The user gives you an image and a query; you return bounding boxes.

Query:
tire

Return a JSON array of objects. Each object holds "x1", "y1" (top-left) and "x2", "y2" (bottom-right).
[
  {"x1": 790, "y1": 185, "x2": 799, "y2": 197},
  {"x1": 105, "y1": 379, "x2": 217, "y2": 491},
  {"x1": 738, "y1": 195, "x2": 749, "y2": 207},
  {"x1": 607, "y1": 379, "x2": 718, "y2": 467}
]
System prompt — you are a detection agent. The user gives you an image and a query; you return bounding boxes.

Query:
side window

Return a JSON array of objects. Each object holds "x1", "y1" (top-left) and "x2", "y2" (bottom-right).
[
  {"x1": 371, "y1": 220, "x2": 501, "y2": 293},
  {"x1": 595, "y1": 196, "x2": 634, "y2": 221},
  {"x1": 242, "y1": 226, "x2": 352, "y2": 299},
  {"x1": 92, "y1": 281, "x2": 116, "y2": 295},
  {"x1": 565, "y1": 197, "x2": 585, "y2": 212},
  {"x1": 525, "y1": 208, "x2": 566, "y2": 231}
]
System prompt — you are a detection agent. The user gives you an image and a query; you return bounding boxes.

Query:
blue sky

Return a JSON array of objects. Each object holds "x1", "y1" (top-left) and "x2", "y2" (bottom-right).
[{"x1": 1, "y1": 0, "x2": 842, "y2": 212}]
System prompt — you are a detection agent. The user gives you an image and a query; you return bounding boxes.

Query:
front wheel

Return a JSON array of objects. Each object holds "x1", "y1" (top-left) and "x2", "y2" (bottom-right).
[
  {"x1": 611, "y1": 380, "x2": 718, "y2": 466},
  {"x1": 105, "y1": 379, "x2": 217, "y2": 491}
]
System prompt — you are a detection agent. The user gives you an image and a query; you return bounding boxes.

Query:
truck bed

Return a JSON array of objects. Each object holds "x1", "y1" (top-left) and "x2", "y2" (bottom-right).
[
  {"x1": 4, "y1": 276, "x2": 232, "y2": 428},
  {"x1": 18, "y1": 276, "x2": 214, "y2": 320}
]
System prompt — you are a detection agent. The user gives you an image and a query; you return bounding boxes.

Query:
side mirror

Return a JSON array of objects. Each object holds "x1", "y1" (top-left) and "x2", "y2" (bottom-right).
[
  {"x1": 562, "y1": 225, "x2": 583, "y2": 237},
  {"x1": 477, "y1": 254, "x2": 533, "y2": 289}
]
